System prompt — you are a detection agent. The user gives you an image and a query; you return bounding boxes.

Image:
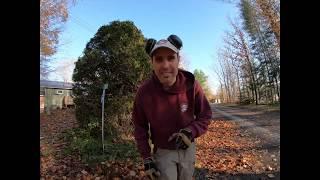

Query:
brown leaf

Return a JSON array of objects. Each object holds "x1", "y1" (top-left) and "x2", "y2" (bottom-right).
[
  {"x1": 267, "y1": 174, "x2": 275, "y2": 178},
  {"x1": 267, "y1": 165, "x2": 273, "y2": 171},
  {"x1": 81, "y1": 170, "x2": 88, "y2": 175},
  {"x1": 129, "y1": 170, "x2": 136, "y2": 177},
  {"x1": 96, "y1": 166, "x2": 103, "y2": 174}
]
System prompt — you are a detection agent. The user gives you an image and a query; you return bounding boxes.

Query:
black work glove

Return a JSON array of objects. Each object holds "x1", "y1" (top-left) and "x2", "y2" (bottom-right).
[
  {"x1": 144, "y1": 157, "x2": 160, "y2": 180},
  {"x1": 168, "y1": 128, "x2": 193, "y2": 150}
]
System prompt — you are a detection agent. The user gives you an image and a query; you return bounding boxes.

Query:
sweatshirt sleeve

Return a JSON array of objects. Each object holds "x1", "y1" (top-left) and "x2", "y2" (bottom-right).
[
  {"x1": 132, "y1": 89, "x2": 151, "y2": 159},
  {"x1": 186, "y1": 80, "x2": 212, "y2": 139}
]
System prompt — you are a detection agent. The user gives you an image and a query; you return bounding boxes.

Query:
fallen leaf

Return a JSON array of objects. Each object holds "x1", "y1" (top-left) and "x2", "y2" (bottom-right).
[
  {"x1": 267, "y1": 166, "x2": 273, "y2": 171},
  {"x1": 129, "y1": 170, "x2": 136, "y2": 176},
  {"x1": 51, "y1": 166, "x2": 57, "y2": 173},
  {"x1": 268, "y1": 174, "x2": 275, "y2": 178}
]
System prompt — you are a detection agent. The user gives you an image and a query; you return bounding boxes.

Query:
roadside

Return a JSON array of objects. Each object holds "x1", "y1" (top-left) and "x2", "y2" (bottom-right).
[
  {"x1": 40, "y1": 104, "x2": 280, "y2": 179},
  {"x1": 204, "y1": 103, "x2": 280, "y2": 179},
  {"x1": 212, "y1": 103, "x2": 280, "y2": 147}
]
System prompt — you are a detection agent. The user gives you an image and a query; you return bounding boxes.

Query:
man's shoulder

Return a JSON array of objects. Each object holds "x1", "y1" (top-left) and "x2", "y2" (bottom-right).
[{"x1": 137, "y1": 78, "x2": 153, "y2": 95}]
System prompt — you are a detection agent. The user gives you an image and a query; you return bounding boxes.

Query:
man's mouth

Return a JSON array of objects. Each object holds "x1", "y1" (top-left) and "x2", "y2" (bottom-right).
[
  {"x1": 162, "y1": 73, "x2": 171, "y2": 78},
  {"x1": 162, "y1": 72, "x2": 172, "y2": 76}
]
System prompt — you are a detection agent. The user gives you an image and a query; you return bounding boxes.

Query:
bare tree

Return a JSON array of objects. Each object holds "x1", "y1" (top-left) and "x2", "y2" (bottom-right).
[
  {"x1": 53, "y1": 58, "x2": 76, "y2": 82},
  {"x1": 40, "y1": 0, "x2": 76, "y2": 79},
  {"x1": 220, "y1": 18, "x2": 258, "y2": 104},
  {"x1": 255, "y1": 0, "x2": 280, "y2": 47},
  {"x1": 212, "y1": 61, "x2": 226, "y2": 103},
  {"x1": 241, "y1": 0, "x2": 280, "y2": 103},
  {"x1": 179, "y1": 51, "x2": 191, "y2": 71}
]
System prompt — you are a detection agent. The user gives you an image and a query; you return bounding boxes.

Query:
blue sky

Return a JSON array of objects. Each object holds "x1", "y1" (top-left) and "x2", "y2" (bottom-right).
[{"x1": 50, "y1": 0, "x2": 239, "y2": 94}]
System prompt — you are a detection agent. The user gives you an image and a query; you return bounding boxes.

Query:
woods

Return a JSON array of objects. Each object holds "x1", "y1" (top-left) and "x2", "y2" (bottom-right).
[{"x1": 215, "y1": 0, "x2": 280, "y2": 105}]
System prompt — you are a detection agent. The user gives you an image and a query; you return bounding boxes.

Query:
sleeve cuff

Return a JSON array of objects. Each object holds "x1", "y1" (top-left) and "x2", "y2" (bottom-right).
[{"x1": 185, "y1": 126, "x2": 196, "y2": 139}]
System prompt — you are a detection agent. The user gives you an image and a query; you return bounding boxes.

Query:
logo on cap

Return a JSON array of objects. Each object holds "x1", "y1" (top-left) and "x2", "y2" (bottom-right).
[{"x1": 157, "y1": 39, "x2": 168, "y2": 45}]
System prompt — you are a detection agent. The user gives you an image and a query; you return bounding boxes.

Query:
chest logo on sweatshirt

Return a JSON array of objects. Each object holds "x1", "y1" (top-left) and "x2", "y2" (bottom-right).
[{"x1": 180, "y1": 103, "x2": 188, "y2": 112}]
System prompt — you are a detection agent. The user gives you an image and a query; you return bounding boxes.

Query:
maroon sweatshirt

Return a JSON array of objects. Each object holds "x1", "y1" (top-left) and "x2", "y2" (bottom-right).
[{"x1": 132, "y1": 69, "x2": 212, "y2": 159}]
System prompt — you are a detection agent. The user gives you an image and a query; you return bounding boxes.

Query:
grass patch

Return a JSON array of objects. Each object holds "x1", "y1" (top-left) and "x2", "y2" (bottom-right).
[{"x1": 62, "y1": 127, "x2": 140, "y2": 165}]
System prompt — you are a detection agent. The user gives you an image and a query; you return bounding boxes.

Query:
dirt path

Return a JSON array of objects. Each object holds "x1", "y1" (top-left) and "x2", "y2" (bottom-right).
[
  {"x1": 212, "y1": 104, "x2": 280, "y2": 147},
  {"x1": 203, "y1": 104, "x2": 280, "y2": 179}
]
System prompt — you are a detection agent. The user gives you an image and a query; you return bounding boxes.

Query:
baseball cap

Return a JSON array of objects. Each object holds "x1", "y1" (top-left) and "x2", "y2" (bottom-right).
[{"x1": 150, "y1": 39, "x2": 179, "y2": 55}]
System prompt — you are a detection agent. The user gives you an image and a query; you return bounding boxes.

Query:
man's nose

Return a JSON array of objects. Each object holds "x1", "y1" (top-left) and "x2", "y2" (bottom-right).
[{"x1": 161, "y1": 59, "x2": 169, "y2": 68}]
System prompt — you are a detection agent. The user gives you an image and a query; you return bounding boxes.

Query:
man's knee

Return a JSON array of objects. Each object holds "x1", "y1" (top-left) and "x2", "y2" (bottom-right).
[
  {"x1": 154, "y1": 149, "x2": 178, "y2": 180},
  {"x1": 178, "y1": 161, "x2": 195, "y2": 180},
  {"x1": 155, "y1": 160, "x2": 177, "y2": 180}
]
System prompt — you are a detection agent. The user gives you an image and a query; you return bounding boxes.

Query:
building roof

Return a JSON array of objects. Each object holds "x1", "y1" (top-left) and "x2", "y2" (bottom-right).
[{"x1": 40, "y1": 80, "x2": 73, "y2": 89}]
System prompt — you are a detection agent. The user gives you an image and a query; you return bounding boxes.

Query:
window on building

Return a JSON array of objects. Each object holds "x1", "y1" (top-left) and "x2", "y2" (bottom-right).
[
  {"x1": 56, "y1": 90, "x2": 63, "y2": 95},
  {"x1": 40, "y1": 87, "x2": 45, "y2": 96}
]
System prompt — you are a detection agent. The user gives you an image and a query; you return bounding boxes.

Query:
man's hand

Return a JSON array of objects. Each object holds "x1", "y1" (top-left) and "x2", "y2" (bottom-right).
[
  {"x1": 168, "y1": 128, "x2": 193, "y2": 150},
  {"x1": 144, "y1": 157, "x2": 160, "y2": 180}
]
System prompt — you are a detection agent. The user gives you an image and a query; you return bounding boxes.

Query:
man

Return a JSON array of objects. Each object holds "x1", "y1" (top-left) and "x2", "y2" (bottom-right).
[{"x1": 132, "y1": 34, "x2": 212, "y2": 180}]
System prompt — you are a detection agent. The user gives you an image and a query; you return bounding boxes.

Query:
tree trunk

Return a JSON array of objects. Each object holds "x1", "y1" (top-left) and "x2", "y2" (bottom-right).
[
  {"x1": 274, "y1": 74, "x2": 280, "y2": 101},
  {"x1": 236, "y1": 69, "x2": 242, "y2": 103}
]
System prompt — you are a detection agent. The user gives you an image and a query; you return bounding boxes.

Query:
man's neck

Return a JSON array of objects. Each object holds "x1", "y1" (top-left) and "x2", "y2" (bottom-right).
[
  {"x1": 163, "y1": 86, "x2": 170, "y2": 90},
  {"x1": 162, "y1": 78, "x2": 177, "y2": 90}
]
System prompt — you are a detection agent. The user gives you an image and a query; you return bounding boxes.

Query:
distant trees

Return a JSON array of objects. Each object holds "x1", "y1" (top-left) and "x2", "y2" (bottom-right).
[
  {"x1": 214, "y1": 0, "x2": 280, "y2": 104},
  {"x1": 194, "y1": 69, "x2": 213, "y2": 100},
  {"x1": 179, "y1": 52, "x2": 191, "y2": 70}
]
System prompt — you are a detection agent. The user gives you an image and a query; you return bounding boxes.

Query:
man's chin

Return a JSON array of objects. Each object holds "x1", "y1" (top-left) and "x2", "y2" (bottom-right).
[{"x1": 160, "y1": 80, "x2": 174, "y2": 87}]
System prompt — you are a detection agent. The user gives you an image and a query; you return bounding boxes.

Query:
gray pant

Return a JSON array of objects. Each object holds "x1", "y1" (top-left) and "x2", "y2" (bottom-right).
[{"x1": 154, "y1": 143, "x2": 196, "y2": 180}]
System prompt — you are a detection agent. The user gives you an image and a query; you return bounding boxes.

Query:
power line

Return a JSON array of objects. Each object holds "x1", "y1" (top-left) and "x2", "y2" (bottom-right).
[{"x1": 69, "y1": 15, "x2": 96, "y2": 33}]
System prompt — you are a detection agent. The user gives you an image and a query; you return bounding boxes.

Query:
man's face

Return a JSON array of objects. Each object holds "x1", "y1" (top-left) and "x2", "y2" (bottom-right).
[{"x1": 151, "y1": 48, "x2": 179, "y2": 88}]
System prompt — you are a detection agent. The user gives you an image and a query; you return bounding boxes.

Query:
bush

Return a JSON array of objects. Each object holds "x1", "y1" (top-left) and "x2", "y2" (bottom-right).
[
  {"x1": 72, "y1": 20, "x2": 151, "y2": 130},
  {"x1": 70, "y1": 20, "x2": 153, "y2": 165}
]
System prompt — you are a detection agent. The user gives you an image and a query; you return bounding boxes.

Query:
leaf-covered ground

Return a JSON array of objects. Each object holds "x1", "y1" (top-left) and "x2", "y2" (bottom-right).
[
  {"x1": 40, "y1": 108, "x2": 279, "y2": 179},
  {"x1": 195, "y1": 120, "x2": 280, "y2": 179}
]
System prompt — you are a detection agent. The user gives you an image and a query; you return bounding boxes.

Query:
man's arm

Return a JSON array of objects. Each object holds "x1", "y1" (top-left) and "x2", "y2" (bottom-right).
[
  {"x1": 186, "y1": 80, "x2": 212, "y2": 139},
  {"x1": 132, "y1": 90, "x2": 151, "y2": 159}
]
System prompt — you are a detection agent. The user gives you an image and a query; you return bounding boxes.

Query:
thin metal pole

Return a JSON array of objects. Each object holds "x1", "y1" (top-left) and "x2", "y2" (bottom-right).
[{"x1": 101, "y1": 89, "x2": 105, "y2": 153}]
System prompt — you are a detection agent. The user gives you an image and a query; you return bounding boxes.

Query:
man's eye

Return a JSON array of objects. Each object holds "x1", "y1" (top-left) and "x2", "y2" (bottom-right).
[
  {"x1": 155, "y1": 57, "x2": 163, "y2": 63},
  {"x1": 168, "y1": 56, "x2": 175, "y2": 61}
]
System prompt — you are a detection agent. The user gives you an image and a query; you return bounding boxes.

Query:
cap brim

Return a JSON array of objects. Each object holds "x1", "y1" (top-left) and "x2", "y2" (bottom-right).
[{"x1": 150, "y1": 40, "x2": 179, "y2": 55}]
